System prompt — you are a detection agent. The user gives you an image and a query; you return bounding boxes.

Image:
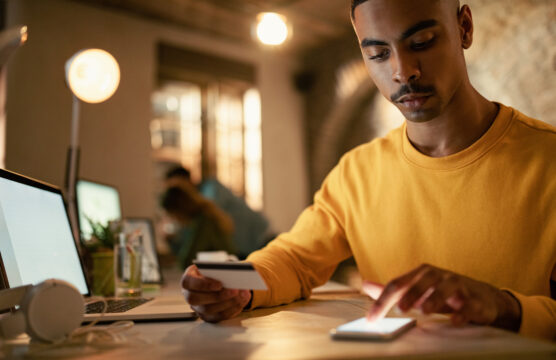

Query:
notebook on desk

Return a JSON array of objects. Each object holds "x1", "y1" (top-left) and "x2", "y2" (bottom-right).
[{"x1": 0, "y1": 168, "x2": 196, "y2": 322}]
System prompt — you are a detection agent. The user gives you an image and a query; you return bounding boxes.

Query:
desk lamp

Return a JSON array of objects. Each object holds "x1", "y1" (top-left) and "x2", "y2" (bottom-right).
[{"x1": 64, "y1": 48, "x2": 120, "y2": 245}]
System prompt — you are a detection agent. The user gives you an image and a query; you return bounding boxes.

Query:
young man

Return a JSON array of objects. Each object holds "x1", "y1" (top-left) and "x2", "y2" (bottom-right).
[{"x1": 180, "y1": 0, "x2": 556, "y2": 340}]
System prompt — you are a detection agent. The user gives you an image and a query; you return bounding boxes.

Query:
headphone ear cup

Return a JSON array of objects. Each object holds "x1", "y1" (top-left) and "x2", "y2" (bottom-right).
[{"x1": 20, "y1": 279, "x2": 84, "y2": 343}]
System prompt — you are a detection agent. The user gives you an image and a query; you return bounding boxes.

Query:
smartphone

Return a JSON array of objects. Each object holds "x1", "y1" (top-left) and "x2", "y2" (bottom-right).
[{"x1": 330, "y1": 317, "x2": 416, "y2": 341}]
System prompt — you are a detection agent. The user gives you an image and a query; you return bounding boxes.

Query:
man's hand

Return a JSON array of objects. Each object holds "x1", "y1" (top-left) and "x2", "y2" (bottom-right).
[
  {"x1": 365, "y1": 264, "x2": 521, "y2": 331},
  {"x1": 181, "y1": 265, "x2": 252, "y2": 322},
  {"x1": 166, "y1": 177, "x2": 204, "y2": 206}
]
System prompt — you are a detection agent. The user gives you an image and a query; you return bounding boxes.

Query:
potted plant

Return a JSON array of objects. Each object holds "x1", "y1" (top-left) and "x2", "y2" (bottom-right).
[{"x1": 81, "y1": 218, "x2": 122, "y2": 297}]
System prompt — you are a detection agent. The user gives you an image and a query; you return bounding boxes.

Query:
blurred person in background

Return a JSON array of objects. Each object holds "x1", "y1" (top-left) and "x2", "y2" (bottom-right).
[
  {"x1": 161, "y1": 174, "x2": 236, "y2": 269},
  {"x1": 162, "y1": 167, "x2": 272, "y2": 267}
]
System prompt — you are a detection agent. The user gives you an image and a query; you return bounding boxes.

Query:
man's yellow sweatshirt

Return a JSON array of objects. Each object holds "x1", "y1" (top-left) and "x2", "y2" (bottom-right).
[{"x1": 247, "y1": 104, "x2": 556, "y2": 340}]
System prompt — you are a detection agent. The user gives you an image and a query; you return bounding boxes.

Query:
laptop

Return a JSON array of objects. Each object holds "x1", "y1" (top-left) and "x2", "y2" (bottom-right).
[
  {"x1": 75, "y1": 179, "x2": 122, "y2": 242},
  {"x1": 0, "y1": 168, "x2": 196, "y2": 322}
]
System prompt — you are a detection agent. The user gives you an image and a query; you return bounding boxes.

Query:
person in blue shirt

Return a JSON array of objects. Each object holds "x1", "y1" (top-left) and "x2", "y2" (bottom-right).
[
  {"x1": 161, "y1": 183, "x2": 236, "y2": 269},
  {"x1": 163, "y1": 167, "x2": 272, "y2": 261}
]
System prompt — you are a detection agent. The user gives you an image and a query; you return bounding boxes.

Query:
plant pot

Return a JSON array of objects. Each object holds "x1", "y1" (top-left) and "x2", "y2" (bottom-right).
[{"x1": 91, "y1": 251, "x2": 115, "y2": 296}]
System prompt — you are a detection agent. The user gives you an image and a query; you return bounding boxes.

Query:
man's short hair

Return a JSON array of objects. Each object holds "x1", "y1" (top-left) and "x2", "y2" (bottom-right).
[
  {"x1": 161, "y1": 186, "x2": 201, "y2": 216},
  {"x1": 166, "y1": 166, "x2": 191, "y2": 180},
  {"x1": 351, "y1": 0, "x2": 461, "y2": 20}
]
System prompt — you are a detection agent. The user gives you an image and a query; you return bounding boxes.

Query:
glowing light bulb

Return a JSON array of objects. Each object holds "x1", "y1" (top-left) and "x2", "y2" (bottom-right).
[
  {"x1": 65, "y1": 49, "x2": 120, "y2": 103},
  {"x1": 256, "y1": 13, "x2": 289, "y2": 46}
]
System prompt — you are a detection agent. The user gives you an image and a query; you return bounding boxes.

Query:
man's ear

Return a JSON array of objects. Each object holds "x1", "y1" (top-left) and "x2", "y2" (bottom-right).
[{"x1": 458, "y1": 5, "x2": 473, "y2": 49}]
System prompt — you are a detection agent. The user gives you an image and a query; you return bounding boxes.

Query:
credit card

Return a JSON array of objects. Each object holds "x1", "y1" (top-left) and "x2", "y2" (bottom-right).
[{"x1": 193, "y1": 261, "x2": 268, "y2": 290}]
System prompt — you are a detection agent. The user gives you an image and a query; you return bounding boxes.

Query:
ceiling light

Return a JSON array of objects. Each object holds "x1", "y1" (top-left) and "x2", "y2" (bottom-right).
[{"x1": 256, "y1": 12, "x2": 289, "y2": 46}]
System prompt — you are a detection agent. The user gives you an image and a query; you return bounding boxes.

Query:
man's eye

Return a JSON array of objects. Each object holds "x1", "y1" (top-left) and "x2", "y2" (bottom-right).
[
  {"x1": 368, "y1": 49, "x2": 390, "y2": 61},
  {"x1": 411, "y1": 37, "x2": 435, "y2": 50}
]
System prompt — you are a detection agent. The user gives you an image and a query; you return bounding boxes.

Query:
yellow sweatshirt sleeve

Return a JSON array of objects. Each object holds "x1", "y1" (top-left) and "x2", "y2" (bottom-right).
[
  {"x1": 247, "y1": 161, "x2": 353, "y2": 309},
  {"x1": 505, "y1": 290, "x2": 556, "y2": 340}
]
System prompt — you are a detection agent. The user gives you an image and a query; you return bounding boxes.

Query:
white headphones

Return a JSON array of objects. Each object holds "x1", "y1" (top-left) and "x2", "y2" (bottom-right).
[{"x1": 0, "y1": 279, "x2": 84, "y2": 343}]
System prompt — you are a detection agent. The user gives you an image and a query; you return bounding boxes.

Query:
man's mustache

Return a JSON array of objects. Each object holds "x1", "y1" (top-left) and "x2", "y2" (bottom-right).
[{"x1": 390, "y1": 84, "x2": 435, "y2": 102}]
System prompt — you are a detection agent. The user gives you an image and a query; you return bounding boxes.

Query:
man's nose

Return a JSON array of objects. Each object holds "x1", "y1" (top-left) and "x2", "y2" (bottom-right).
[{"x1": 391, "y1": 51, "x2": 421, "y2": 83}]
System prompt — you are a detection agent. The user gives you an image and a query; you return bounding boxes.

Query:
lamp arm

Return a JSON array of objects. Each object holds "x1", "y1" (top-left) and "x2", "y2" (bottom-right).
[
  {"x1": 65, "y1": 96, "x2": 81, "y2": 249},
  {"x1": 70, "y1": 95, "x2": 80, "y2": 149}
]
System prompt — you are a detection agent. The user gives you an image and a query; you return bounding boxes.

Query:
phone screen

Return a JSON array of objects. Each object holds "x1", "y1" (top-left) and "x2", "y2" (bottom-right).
[{"x1": 330, "y1": 317, "x2": 416, "y2": 340}]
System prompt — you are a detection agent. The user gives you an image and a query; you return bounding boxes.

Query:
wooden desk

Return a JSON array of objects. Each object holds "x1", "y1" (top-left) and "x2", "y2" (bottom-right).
[{"x1": 2, "y1": 275, "x2": 555, "y2": 359}]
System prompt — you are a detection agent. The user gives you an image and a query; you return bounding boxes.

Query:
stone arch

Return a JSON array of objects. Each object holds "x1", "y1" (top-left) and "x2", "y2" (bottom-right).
[{"x1": 311, "y1": 60, "x2": 377, "y2": 190}]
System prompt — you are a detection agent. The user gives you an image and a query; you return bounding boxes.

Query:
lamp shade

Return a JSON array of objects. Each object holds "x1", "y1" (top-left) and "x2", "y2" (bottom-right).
[{"x1": 65, "y1": 49, "x2": 120, "y2": 104}]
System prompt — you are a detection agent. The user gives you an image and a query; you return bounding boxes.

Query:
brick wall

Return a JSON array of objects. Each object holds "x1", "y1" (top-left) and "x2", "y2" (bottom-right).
[{"x1": 464, "y1": 0, "x2": 555, "y2": 124}]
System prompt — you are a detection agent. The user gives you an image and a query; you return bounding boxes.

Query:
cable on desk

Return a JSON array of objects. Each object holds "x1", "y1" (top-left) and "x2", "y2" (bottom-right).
[{"x1": 23, "y1": 297, "x2": 140, "y2": 358}]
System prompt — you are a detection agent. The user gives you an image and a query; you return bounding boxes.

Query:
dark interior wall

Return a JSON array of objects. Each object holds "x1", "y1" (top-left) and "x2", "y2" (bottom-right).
[
  {"x1": 297, "y1": 34, "x2": 364, "y2": 196},
  {"x1": 0, "y1": 1, "x2": 5, "y2": 30}
]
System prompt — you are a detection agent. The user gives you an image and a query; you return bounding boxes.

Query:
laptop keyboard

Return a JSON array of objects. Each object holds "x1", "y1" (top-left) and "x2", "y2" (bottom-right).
[{"x1": 85, "y1": 298, "x2": 153, "y2": 314}]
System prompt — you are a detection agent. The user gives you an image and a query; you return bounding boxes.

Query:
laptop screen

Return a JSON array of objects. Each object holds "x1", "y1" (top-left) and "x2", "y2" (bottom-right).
[
  {"x1": 0, "y1": 170, "x2": 89, "y2": 294},
  {"x1": 76, "y1": 179, "x2": 121, "y2": 241}
]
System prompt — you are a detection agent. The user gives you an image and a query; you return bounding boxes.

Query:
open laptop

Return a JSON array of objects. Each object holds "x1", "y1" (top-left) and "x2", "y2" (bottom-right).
[
  {"x1": 76, "y1": 179, "x2": 122, "y2": 242},
  {"x1": 0, "y1": 168, "x2": 196, "y2": 322}
]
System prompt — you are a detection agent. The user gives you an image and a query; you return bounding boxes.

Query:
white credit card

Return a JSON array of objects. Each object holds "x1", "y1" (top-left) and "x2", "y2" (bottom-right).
[{"x1": 193, "y1": 261, "x2": 268, "y2": 290}]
